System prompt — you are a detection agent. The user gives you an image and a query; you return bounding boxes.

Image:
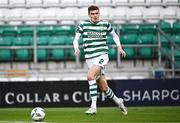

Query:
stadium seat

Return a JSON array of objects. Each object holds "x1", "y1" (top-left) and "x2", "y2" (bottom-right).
[
  {"x1": 37, "y1": 49, "x2": 48, "y2": 61},
  {"x1": 171, "y1": 34, "x2": 180, "y2": 46},
  {"x1": 95, "y1": 0, "x2": 112, "y2": 7},
  {"x1": 112, "y1": 0, "x2": 129, "y2": 6},
  {"x1": 111, "y1": 7, "x2": 127, "y2": 24},
  {"x1": 53, "y1": 25, "x2": 75, "y2": 35},
  {"x1": 146, "y1": 0, "x2": 163, "y2": 6},
  {"x1": 0, "y1": 0, "x2": 9, "y2": 8},
  {"x1": 18, "y1": 26, "x2": 34, "y2": 36},
  {"x1": 99, "y1": 7, "x2": 110, "y2": 21},
  {"x1": 2, "y1": 26, "x2": 17, "y2": 36},
  {"x1": 139, "y1": 24, "x2": 157, "y2": 43},
  {"x1": 37, "y1": 25, "x2": 53, "y2": 33},
  {"x1": 23, "y1": 9, "x2": 40, "y2": 25},
  {"x1": 0, "y1": 10, "x2": 5, "y2": 25},
  {"x1": 9, "y1": 0, "x2": 26, "y2": 7},
  {"x1": 0, "y1": 49, "x2": 12, "y2": 61},
  {"x1": 130, "y1": 0, "x2": 146, "y2": 6},
  {"x1": 60, "y1": 0, "x2": 77, "y2": 7},
  {"x1": 51, "y1": 48, "x2": 65, "y2": 60},
  {"x1": 48, "y1": 35, "x2": 67, "y2": 60},
  {"x1": 49, "y1": 35, "x2": 67, "y2": 45},
  {"x1": 139, "y1": 47, "x2": 153, "y2": 59},
  {"x1": 107, "y1": 36, "x2": 114, "y2": 45},
  {"x1": 163, "y1": 0, "x2": 179, "y2": 6},
  {"x1": 159, "y1": 20, "x2": 172, "y2": 34},
  {"x1": 0, "y1": 28, "x2": 13, "y2": 61},
  {"x1": 43, "y1": 0, "x2": 60, "y2": 7},
  {"x1": 78, "y1": 0, "x2": 94, "y2": 7},
  {"x1": 14, "y1": 36, "x2": 32, "y2": 46},
  {"x1": 37, "y1": 36, "x2": 49, "y2": 45},
  {"x1": 127, "y1": 8, "x2": 143, "y2": 24},
  {"x1": 160, "y1": 7, "x2": 177, "y2": 23},
  {"x1": 124, "y1": 47, "x2": 136, "y2": 59},
  {"x1": 173, "y1": 21, "x2": 180, "y2": 34},
  {"x1": 69, "y1": 48, "x2": 76, "y2": 60},
  {"x1": 40, "y1": 8, "x2": 58, "y2": 25},
  {"x1": 26, "y1": 0, "x2": 43, "y2": 7},
  {"x1": 109, "y1": 48, "x2": 117, "y2": 60},
  {"x1": 77, "y1": 7, "x2": 89, "y2": 21},
  {"x1": 121, "y1": 24, "x2": 139, "y2": 34},
  {"x1": 66, "y1": 36, "x2": 75, "y2": 45},
  {"x1": 6, "y1": 9, "x2": 23, "y2": 25},
  {"x1": 143, "y1": 7, "x2": 160, "y2": 23},
  {"x1": 121, "y1": 34, "x2": 138, "y2": 44},
  {"x1": 15, "y1": 49, "x2": 31, "y2": 61},
  {"x1": 57, "y1": 8, "x2": 77, "y2": 24}
]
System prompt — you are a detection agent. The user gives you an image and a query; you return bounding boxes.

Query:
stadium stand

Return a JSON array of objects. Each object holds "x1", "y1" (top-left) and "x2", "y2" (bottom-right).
[{"x1": 0, "y1": 0, "x2": 180, "y2": 80}]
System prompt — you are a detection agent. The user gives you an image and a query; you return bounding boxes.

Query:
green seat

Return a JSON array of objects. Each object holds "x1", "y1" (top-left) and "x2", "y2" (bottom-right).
[
  {"x1": 37, "y1": 36, "x2": 49, "y2": 45},
  {"x1": 0, "y1": 49, "x2": 12, "y2": 61},
  {"x1": 121, "y1": 24, "x2": 139, "y2": 34},
  {"x1": 18, "y1": 26, "x2": 33, "y2": 35},
  {"x1": 107, "y1": 36, "x2": 114, "y2": 45},
  {"x1": 37, "y1": 25, "x2": 53, "y2": 35},
  {"x1": 139, "y1": 48, "x2": 153, "y2": 59},
  {"x1": 53, "y1": 25, "x2": 75, "y2": 35},
  {"x1": 124, "y1": 47, "x2": 136, "y2": 59},
  {"x1": 13, "y1": 37, "x2": 32, "y2": 61},
  {"x1": 2, "y1": 26, "x2": 17, "y2": 36},
  {"x1": 66, "y1": 36, "x2": 75, "y2": 45},
  {"x1": 171, "y1": 34, "x2": 180, "y2": 46},
  {"x1": 139, "y1": 24, "x2": 157, "y2": 33},
  {"x1": 49, "y1": 35, "x2": 67, "y2": 45},
  {"x1": 0, "y1": 36, "x2": 13, "y2": 61},
  {"x1": 0, "y1": 36, "x2": 14, "y2": 46},
  {"x1": 69, "y1": 48, "x2": 84, "y2": 60},
  {"x1": 51, "y1": 49, "x2": 65, "y2": 60},
  {"x1": 160, "y1": 34, "x2": 171, "y2": 48},
  {"x1": 16, "y1": 49, "x2": 31, "y2": 61},
  {"x1": 69, "y1": 48, "x2": 76, "y2": 60},
  {"x1": 14, "y1": 36, "x2": 32, "y2": 46},
  {"x1": 173, "y1": 22, "x2": 180, "y2": 34},
  {"x1": 159, "y1": 20, "x2": 172, "y2": 34},
  {"x1": 108, "y1": 48, "x2": 117, "y2": 60},
  {"x1": 138, "y1": 34, "x2": 154, "y2": 44},
  {"x1": 37, "y1": 49, "x2": 48, "y2": 61},
  {"x1": 139, "y1": 24, "x2": 157, "y2": 44},
  {"x1": 120, "y1": 34, "x2": 137, "y2": 44}
]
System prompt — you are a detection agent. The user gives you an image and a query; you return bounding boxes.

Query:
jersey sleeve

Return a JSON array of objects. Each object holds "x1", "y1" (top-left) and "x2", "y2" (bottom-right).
[
  {"x1": 107, "y1": 22, "x2": 113, "y2": 34},
  {"x1": 76, "y1": 23, "x2": 83, "y2": 34}
]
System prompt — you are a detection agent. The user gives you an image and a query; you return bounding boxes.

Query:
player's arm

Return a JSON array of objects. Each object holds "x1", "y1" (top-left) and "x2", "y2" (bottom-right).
[
  {"x1": 110, "y1": 30, "x2": 126, "y2": 58},
  {"x1": 73, "y1": 33, "x2": 81, "y2": 57}
]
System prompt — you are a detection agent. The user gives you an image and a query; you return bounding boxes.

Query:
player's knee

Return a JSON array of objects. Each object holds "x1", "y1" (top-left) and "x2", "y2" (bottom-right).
[
  {"x1": 87, "y1": 74, "x2": 95, "y2": 81},
  {"x1": 100, "y1": 85, "x2": 108, "y2": 92}
]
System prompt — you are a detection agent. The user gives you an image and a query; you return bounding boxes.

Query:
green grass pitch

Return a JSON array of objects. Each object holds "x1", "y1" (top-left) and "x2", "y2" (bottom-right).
[{"x1": 0, "y1": 106, "x2": 180, "y2": 123}]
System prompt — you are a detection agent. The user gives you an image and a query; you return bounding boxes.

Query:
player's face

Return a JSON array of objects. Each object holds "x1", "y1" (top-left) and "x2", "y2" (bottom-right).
[{"x1": 89, "y1": 9, "x2": 100, "y2": 23}]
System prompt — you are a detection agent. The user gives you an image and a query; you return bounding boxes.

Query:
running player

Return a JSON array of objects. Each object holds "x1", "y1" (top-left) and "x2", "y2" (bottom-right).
[{"x1": 73, "y1": 5, "x2": 127, "y2": 115}]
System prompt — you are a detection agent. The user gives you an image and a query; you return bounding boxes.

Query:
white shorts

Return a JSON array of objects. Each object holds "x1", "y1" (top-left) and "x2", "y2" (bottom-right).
[{"x1": 86, "y1": 54, "x2": 109, "y2": 75}]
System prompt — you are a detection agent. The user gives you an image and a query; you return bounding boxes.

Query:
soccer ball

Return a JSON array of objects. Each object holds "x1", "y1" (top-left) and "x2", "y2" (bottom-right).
[{"x1": 31, "y1": 107, "x2": 45, "y2": 122}]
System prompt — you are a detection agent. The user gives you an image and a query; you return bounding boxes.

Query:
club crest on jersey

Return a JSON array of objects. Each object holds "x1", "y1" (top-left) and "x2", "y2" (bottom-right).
[{"x1": 100, "y1": 26, "x2": 107, "y2": 30}]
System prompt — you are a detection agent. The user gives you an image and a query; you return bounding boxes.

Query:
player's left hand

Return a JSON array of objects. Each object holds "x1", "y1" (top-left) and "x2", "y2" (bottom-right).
[{"x1": 118, "y1": 46, "x2": 126, "y2": 58}]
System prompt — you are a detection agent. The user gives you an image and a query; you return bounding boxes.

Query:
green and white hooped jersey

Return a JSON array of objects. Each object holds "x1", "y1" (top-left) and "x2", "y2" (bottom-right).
[{"x1": 76, "y1": 20, "x2": 113, "y2": 59}]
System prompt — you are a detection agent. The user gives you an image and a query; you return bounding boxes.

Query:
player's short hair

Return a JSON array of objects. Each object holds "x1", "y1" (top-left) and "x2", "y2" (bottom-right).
[{"x1": 88, "y1": 5, "x2": 99, "y2": 14}]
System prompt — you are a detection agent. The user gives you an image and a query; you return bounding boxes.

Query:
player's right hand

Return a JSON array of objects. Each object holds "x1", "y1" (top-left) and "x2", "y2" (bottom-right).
[{"x1": 74, "y1": 48, "x2": 80, "y2": 57}]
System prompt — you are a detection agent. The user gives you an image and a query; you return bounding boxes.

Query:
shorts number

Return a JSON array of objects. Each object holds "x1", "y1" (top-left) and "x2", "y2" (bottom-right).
[{"x1": 99, "y1": 59, "x2": 104, "y2": 64}]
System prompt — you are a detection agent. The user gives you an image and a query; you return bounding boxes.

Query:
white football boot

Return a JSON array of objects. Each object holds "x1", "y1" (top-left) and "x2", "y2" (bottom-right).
[
  {"x1": 117, "y1": 98, "x2": 128, "y2": 115},
  {"x1": 85, "y1": 107, "x2": 97, "y2": 115}
]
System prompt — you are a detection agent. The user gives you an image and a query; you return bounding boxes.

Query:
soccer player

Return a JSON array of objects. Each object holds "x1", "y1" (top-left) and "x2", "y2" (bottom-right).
[{"x1": 73, "y1": 5, "x2": 127, "y2": 115}]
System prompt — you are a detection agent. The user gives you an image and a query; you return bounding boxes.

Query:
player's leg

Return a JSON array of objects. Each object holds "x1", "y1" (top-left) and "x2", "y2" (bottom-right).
[
  {"x1": 85, "y1": 65, "x2": 101, "y2": 115},
  {"x1": 97, "y1": 75, "x2": 128, "y2": 115}
]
